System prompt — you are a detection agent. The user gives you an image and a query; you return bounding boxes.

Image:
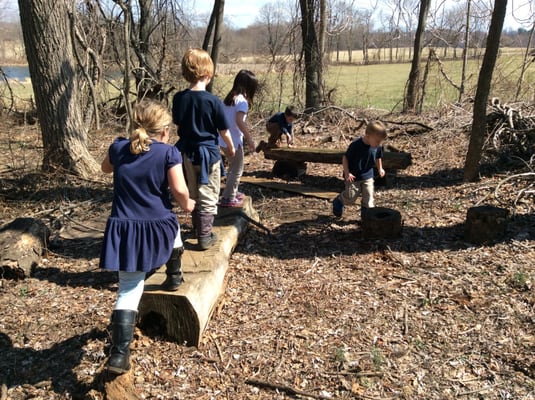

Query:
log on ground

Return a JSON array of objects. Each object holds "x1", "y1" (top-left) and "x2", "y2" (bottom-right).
[
  {"x1": 138, "y1": 196, "x2": 259, "y2": 347},
  {"x1": 262, "y1": 146, "x2": 412, "y2": 170},
  {"x1": 0, "y1": 217, "x2": 50, "y2": 278}
]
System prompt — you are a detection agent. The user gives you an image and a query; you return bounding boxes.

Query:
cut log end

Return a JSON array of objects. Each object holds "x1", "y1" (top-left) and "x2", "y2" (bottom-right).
[{"x1": 361, "y1": 207, "x2": 402, "y2": 239}]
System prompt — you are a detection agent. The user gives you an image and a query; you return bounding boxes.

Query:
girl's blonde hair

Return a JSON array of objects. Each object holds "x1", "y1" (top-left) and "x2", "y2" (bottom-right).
[
  {"x1": 181, "y1": 48, "x2": 214, "y2": 84},
  {"x1": 130, "y1": 100, "x2": 172, "y2": 155}
]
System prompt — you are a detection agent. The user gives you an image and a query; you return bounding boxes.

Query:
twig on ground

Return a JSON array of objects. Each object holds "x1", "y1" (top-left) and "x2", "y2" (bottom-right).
[{"x1": 245, "y1": 378, "x2": 333, "y2": 400}]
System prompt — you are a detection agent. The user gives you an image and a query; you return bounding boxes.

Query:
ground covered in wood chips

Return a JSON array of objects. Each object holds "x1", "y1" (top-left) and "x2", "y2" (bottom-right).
[{"x1": 0, "y1": 105, "x2": 533, "y2": 400}]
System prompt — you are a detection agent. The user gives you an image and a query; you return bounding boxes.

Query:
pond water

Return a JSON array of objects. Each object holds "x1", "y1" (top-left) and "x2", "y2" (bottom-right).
[{"x1": 1, "y1": 65, "x2": 30, "y2": 81}]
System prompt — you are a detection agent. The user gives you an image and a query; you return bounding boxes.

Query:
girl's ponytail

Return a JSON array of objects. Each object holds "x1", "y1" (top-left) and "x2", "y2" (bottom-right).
[{"x1": 130, "y1": 127, "x2": 151, "y2": 155}]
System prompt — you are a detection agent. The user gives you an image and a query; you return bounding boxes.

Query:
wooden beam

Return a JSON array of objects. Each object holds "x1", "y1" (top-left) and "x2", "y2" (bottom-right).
[
  {"x1": 138, "y1": 197, "x2": 259, "y2": 347},
  {"x1": 262, "y1": 146, "x2": 412, "y2": 169}
]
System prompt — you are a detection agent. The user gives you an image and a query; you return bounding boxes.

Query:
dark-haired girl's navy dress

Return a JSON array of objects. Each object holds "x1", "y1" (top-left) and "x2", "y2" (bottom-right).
[{"x1": 100, "y1": 137, "x2": 181, "y2": 273}]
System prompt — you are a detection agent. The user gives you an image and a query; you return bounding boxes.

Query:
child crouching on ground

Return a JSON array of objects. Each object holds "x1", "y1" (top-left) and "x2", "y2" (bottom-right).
[
  {"x1": 332, "y1": 120, "x2": 387, "y2": 218},
  {"x1": 255, "y1": 105, "x2": 298, "y2": 152}
]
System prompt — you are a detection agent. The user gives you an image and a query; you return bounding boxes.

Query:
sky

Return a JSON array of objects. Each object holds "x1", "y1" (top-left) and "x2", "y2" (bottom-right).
[{"x1": 2, "y1": 0, "x2": 533, "y2": 30}]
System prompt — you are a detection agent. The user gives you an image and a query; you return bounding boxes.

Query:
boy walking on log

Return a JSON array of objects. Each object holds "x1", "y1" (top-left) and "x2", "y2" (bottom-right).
[
  {"x1": 332, "y1": 121, "x2": 387, "y2": 218},
  {"x1": 172, "y1": 48, "x2": 236, "y2": 250},
  {"x1": 255, "y1": 105, "x2": 299, "y2": 152}
]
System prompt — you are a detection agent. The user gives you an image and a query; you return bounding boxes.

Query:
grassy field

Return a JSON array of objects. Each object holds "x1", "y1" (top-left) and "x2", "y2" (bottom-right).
[
  {"x1": 216, "y1": 49, "x2": 534, "y2": 112},
  {"x1": 2, "y1": 49, "x2": 534, "y2": 114}
]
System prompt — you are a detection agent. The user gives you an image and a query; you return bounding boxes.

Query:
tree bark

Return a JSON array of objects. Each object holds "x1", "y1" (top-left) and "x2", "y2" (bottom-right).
[
  {"x1": 299, "y1": 0, "x2": 322, "y2": 110},
  {"x1": 18, "y1": 0, "x2": 100, "y2": 178},
  {"x1": 463, "y1": 0, "x2": 507, "y2": 182},
  {"x1": 404, "y1": 0, "x2": 431, "y2": 113}
]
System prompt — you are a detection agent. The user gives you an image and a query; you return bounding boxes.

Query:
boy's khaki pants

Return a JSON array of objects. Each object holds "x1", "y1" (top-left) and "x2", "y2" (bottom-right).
[
  {"x1": 182, "y1": 157, "x2": 220, "y2": 215},
  {"x1": 340, "y1": 178, "x2": 374, "y2": 209}
]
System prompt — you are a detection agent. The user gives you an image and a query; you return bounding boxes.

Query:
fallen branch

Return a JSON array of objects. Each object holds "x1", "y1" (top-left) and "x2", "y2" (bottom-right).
[
  {"x1": 245, "y1": 378, "x2": 333, "y2": 400},
  {"x1": 475, "y1": 172, "x2": 535, "y2": 206}
]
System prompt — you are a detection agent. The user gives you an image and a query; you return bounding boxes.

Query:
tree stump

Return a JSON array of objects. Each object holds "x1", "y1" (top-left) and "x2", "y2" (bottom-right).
[
  {"x1": 464, "y1": 205, "x2": 509, "y2": 244},
  {"x1": 0, "y1": 218, "x2": 50, "y2": 278},
  {"x1": 361, "y1": 207, "x2": 402, "y2": 239}
]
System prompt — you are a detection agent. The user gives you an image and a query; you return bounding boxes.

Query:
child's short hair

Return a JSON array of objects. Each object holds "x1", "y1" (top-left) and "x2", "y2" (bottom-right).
[
  {"x1": 181, "y1": 48, "x2": 214, "y2": 84},
  {"x1": 365, "y1": 120, "x2": 387, "y2": 139},
  {"x1": 284, "y1": 105, "x2": 299, "y2": 118}
]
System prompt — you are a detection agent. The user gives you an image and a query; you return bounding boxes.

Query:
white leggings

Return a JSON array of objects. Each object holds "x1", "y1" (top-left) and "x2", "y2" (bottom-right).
[
  {"x1": 114, "y1": 271, "x2": 146, "y2": 311},
  {"x1": 114, "y1": 226, "x2": 182, "y2": 311}
]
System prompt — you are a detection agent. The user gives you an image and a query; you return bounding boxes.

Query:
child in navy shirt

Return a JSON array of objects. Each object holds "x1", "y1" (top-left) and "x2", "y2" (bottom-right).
[
  {"x1": 255, "y1": 105, "x2": 298, "y2": 152},
  {"x1": 333, "y1": 121, "x2": 387, "y2": 218}
]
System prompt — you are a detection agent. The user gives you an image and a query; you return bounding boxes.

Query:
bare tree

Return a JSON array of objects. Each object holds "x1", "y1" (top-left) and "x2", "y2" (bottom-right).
[
  {"x1": 18, "y1": 0, "x2": 100, "y2": 178},
  {"x1": 515, "y1": 20, "x2": 535, "y2": 101},
  {"x1": 203, "y1": 0, "x2": 225, "y2": 93},
  {"x1": 459, "y1": 0, "x2": 472, "y2": 102},
  {"x1": 463, "y1": 0, "x2": 508, "y2": 182},
  {"x1": 403, "y1": 0, "x2": 431, "y2": 113},
  {"x1": 299, "y1": 0, "x2": 322, "y2": 109}
]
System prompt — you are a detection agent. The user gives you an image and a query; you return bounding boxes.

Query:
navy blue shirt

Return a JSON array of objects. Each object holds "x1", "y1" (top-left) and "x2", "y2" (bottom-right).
[
  {"x1": 345, "y1": 137, "x2": 383, "y2": 180},
  {"x1": 268, "y1": 112, "x2": 293, "y2": 136},
  {"x1": 109, "y1": 137, "x2": 181, "y2": 219},
  {"x1": 172, "y1": 88, "x2": 229, "y2": 183}
]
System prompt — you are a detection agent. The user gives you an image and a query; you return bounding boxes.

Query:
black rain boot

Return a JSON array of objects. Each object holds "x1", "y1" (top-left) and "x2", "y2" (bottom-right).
[
  {"x1": 107, "y1": 309, "x2": 137, "y2": 375},
  {"x1": 161, "y1": 246, "x2": 184, "y2": 291},
  {"x1": 198, "y1": 212, "x2": 217, "y2": 250}
]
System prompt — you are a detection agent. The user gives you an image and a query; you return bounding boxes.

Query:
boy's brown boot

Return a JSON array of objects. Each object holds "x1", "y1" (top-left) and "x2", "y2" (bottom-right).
[{"x1": 198, "y1": 212, "x2": 218, "y2": 250}]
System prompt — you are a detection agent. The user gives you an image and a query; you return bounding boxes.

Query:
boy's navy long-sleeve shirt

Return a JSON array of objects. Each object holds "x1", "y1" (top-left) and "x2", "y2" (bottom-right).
[
  {"x1": 268, "y1": 112, "x2": 293, "y2": 136},
  {"x1": 345, "y1": 137, "x2": 383, "y2": 180}
]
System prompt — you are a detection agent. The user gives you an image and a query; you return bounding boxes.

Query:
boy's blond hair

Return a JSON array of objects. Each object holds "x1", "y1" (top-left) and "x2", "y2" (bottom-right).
[
  {"x1": 365, "y1": 120, "x2": 387, "y2": 140},
  {"x1": 181, "y1": 48, "x2": 214, "y2": 84}
]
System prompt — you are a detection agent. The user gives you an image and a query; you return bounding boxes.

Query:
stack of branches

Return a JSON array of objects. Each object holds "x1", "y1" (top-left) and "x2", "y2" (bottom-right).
[{"x1": 484, "y1": 98, "x2": 535, "y2": 168}]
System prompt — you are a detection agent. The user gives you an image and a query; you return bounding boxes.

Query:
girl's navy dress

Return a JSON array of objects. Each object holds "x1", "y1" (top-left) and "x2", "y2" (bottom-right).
[{"x1": 100, "y1": 138, "x2": 181, "y2": 273}]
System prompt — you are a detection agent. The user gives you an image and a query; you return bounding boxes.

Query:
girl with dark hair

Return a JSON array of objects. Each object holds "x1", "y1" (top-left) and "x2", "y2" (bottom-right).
[{"x1": 219, "y1": 69, "x2": 258, "y2": 207}]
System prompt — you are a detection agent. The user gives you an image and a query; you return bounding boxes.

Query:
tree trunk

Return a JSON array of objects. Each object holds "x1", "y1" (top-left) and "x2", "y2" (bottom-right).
[
  {"x1": 299, "y1": 0, "x2": 322, "y2": 110},
  {"x1": 206, "y1": 0, "x2": 225, "y2": 93},
  {"x1": 463, "y1": 0, "x2": 507, "y2": 182},
  {"x1": 404, "y1": 0, "x2": 431, "y2": 113},
  {"x1": 18, "y1": 0, "x2": 100, "y2": 178}
]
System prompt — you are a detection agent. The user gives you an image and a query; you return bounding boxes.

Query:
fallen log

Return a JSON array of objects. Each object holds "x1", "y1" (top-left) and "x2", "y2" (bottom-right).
[
  {"x1": 262, "y1": 146, "x2": 412, "y2": 170},
  {"x1": 138, "y1": 196, "x2": 259, "y2": 347},
  {"x1": 0, "y1": 218, "x2": 50, "y2": 278}
]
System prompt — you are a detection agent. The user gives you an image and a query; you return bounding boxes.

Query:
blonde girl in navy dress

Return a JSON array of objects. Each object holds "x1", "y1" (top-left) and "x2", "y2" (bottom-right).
[{"x1": 100, "y1": 100, "x2": 195, "y2": 375}]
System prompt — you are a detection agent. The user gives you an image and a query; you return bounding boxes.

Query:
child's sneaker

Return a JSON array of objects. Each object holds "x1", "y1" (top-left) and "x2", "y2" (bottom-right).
[
  {"x1": 332, "y1": 196, "x2": 344, "y2": 217},
  {"x1": 219, "y1": 197, "x2": 244, "y2": 207}
]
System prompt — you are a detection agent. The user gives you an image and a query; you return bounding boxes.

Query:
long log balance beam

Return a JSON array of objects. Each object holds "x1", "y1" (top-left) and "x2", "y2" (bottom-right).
[
  {"x1": 263, "y1": 147, "x2": 412, "y2": 170},
  {"x1": 138, "y1": 197, "x2": 259, "y2": 347}
]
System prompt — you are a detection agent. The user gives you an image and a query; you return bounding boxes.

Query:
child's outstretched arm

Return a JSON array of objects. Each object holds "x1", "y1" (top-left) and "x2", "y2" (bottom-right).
[
  {"x1": 376, "y1": 157, "x2": 385, "y2": 178},
  {"x1": 342, "y1": 155, "x2": 355, "y2": 182},
  {"x1": 168, "y1": 165, "x2": 195, "y2": 213},
  {"x1": 219, "y1": 129, "x2": 236, "y2": 157},
  {"x1": 101, "y1": 152, "x2": 113, "y2": 173},
  {"x1": 236, "y1": 111, "x2": 255, "y2": 152}
]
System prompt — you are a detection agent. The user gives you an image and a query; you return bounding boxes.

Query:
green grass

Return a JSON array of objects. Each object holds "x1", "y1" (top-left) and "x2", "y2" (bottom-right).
[{"x1": 2, "y1": 50, "x2": 534, "y2": 113}]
